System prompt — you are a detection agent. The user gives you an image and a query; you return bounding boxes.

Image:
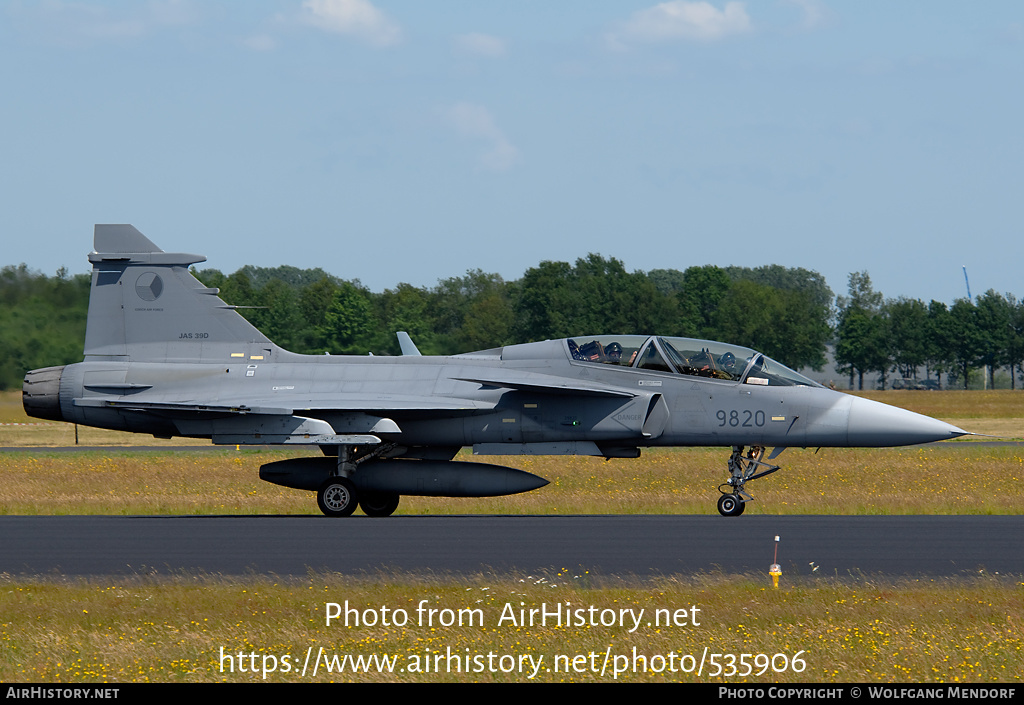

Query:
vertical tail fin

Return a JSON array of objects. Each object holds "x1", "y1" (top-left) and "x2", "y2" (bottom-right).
[{"x1": 84, "y1": 224, "x2": 274, "y2": 361}]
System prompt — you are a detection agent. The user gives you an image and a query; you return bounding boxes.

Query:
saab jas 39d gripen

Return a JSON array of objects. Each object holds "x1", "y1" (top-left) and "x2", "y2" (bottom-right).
[{"x1": 23, "y1": 225, "x2": 968, "y2": 517}]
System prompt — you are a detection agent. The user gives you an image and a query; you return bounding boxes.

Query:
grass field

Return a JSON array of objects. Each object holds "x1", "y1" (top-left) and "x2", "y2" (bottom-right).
[
  {"x1": 1, "y1": 389, "x2": 1022, "y2": 683},
  {"x1": 1, "y1": 444, "x2": 1023, "y2": 516},
  {"x1": 1, "y1": 573, "x2": 1021, "y2": 683}
]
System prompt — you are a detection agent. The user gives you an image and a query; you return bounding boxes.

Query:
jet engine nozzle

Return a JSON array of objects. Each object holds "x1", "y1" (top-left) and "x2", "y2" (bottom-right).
[{"x1": 22, "y1": 365, "x2": 67, "y2": 422}]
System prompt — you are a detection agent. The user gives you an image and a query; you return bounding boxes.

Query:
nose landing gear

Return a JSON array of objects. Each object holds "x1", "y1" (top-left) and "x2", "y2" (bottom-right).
[{"x1": 717, "y1": 446, "x2": 781, "y2": 516}]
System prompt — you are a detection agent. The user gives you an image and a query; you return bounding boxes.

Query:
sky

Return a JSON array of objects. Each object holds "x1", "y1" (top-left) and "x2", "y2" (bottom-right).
[{"x1": 2, "y1": 0, "x2": 1022, "y2": 306}]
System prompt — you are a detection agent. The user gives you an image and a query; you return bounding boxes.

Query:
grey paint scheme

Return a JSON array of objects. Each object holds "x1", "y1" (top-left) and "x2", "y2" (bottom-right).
[{"x1": 23, "y1": 225, "x2": 968, "y2": 515}]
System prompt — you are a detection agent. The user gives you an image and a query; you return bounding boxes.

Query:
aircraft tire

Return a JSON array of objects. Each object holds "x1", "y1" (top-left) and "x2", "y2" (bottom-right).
[
  {"x1": 717, "y1": 493, "x2": 744, "y2": 517},
  {"x1": 317, "y1": 477, "x2": 358, "y2": 517},
  {"x1": 359, "y1": 492, "x2": 400, "y2": 517}
]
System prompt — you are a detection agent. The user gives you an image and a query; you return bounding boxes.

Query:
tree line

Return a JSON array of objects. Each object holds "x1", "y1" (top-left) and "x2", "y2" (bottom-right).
[
  {"x1": 192, "y1": 256, "x2": 833, "y2": 375},
  {"x1": 0, "y1": 265, "x2": 91, "y2": 391},
  {"x1": 1, "y1": 257, "x2": 1021, "y2": 391},
  {"x1": 836, "y1": 272, "x2": 1024, "y2": 390}
]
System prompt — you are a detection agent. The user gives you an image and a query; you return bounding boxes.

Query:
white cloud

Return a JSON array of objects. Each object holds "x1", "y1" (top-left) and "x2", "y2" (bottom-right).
[
  {"x1": 443, "y1": 102, "x2": 521, "y2": 172},
  {"x1": 612, "y1": 1, "x2": 752, "y2": 46},
  {"x1": 300, "y1": 0, "x2": 401, "y2": 47},
  {"x1": 455, "y1": 32, "x2": 507, "y2": 57}
]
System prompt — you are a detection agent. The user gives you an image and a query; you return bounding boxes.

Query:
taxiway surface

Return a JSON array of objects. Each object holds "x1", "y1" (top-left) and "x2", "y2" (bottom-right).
[{"x1": 2, "y1": 515, "x2": 1020, "y2": 578}]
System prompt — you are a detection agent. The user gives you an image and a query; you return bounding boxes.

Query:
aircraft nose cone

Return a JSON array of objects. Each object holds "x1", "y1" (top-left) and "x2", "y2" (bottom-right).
[{"x1": 846, "y1": 396, "x2": 967, "y2": 446}]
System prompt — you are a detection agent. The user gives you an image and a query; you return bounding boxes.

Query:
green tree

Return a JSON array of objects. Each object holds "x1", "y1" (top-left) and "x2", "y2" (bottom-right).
[
  {"x1": 975, "y1": 290, "x2": 1013, "y2": 389},
  {"x1": 432, "y1": 270, "x2": 512, "y2": 351},
  {"x1": 250, "y1": 279, "x2": 303, "y2": 350},
  {"x1": 0, "y1": 265, "x2": 90, "y2": 390},
  {"x1": 375, "y1": 283, "x2": 439, "y2": 355},
  {"x1": 461, "y1": 293, "x2": 515, "y2": 351},
  {"x1": 298, "y1": 277, "x2": 340, "y2": 351},
  {"x1": 1007, "y1": 295, "x2": 1024, "y2": 390},
  {"x1": 647, "y1": 268, "x2": 686, "y2": 296},
  {"x1": 233, "y1": 264, "x2": 338, "y2": 290},
  {"x1": 948, "y1": 298, "x2": 984, "y2": 390},
  {"x1": 319, "y1": 282, "x2": 378, "y2": 355},
  {"x1": 676, "y1": 265, "x2": 731, "y2": 338},
  {"x1": 835, "y1": 272, "x2": 887, "y2": 389},
  {"x1": 886, "y1": 297, "x2": 929, "y2": 380},
  {"x1": 512, "y1": 255, "x2": 677, "y2": 341},
  {"x1": 512, "y1": 260, "x2": 577, "y2": 341},
  {"x1": 713, "y1": 280, "x2": 830, "y2": 371},
  {"x1": 219, "y1": 270, "x2": 258, "y2": 310},
  {"x1": 724, "y1": 264, "x2": 834, "y2": 314},
  {"x1": 925, "y1": 300, "x2": 955, "y2": 388}
]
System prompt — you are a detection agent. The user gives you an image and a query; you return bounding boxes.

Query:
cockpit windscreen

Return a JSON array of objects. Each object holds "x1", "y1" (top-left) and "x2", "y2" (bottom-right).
[{"x1": 566, "y1": 335, "x2": 821, "y2": 387}]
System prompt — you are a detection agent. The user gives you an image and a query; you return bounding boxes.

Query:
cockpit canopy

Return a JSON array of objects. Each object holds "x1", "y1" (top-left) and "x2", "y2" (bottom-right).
[{"x1": 565, "y1": 335, "x2": 821, "y2": 387}]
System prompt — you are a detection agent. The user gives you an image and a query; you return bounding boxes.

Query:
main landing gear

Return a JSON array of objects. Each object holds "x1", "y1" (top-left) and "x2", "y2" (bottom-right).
[
  {"x1": 316, "y1": 443, "x2": 401, "y2": 518},
  {"x1": 717, "y1": 446, "x2": 780, "y2": 517},
  {"x1": 315, "y1": 477, "x2": 402, "y2": 517}
]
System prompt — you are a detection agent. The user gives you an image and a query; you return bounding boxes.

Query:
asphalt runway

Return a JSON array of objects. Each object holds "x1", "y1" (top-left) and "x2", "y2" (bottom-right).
[{"x1": 2, "y1": 515, "x2": 1021, "y2": 579}]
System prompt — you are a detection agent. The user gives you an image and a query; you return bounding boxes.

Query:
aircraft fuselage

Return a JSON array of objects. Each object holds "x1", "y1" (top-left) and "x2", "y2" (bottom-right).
[
  {"x1": 41, "y1": 339, "x2": 957, "y2": 453},
  {"x1": 22, "y1": 225, "x2": 967, "y2": 516}
]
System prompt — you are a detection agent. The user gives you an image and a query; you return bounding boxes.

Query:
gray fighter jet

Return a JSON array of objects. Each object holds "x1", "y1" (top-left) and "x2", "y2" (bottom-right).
[{"x1": 23, "y1": 225, "x2": 968, "y2": 517}]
